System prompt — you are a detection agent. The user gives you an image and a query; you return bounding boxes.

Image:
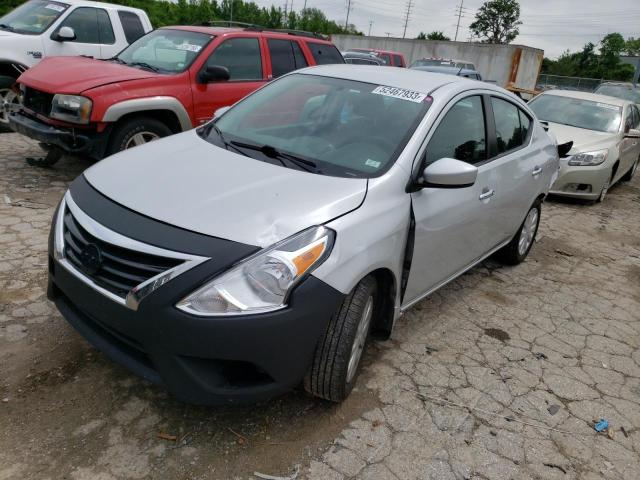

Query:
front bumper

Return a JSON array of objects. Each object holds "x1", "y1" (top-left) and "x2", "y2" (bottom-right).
[
  {"x1": 549, "y1": 159, "x2": 610, "y2": 200},
  {"x1": 47, "y1": 177, "x2": 345, "y2": 405},
  {"x1": 8, "y1": 110, "x2": 109, "y2": 159}
]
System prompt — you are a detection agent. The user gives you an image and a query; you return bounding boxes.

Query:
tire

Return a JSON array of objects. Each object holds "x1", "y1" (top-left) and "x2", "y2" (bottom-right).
[
  {"x1": 497, "y1": 201, "x2": 541, "y2": 265},
  {"x1": 106, "y1": 116, "x2": 173, "y2": 155},
  {"x1": 0, "y1": 75, "x2": 18, "y2": 133},
  {"x1": 304, "y1": 275, "x2": 377, "y2": 402},
  {"x1": 622, "y1": 156, "x2": 639, "y2": 182}
]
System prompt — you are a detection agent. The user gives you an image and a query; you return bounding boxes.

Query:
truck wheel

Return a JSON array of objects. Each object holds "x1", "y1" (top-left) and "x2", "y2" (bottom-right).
[
  {"x1": 497, "y1": 200, "x2": 541, "y2": 265},
  {"x1": 0, "y1": 75, "x2": 18, "y2": 133},
  {"x1": 304, "y1": 275, "x2": 377, "y2": 402},
  {"x1": 107, "y1": 116, "x2": 173, "y2": 155}
]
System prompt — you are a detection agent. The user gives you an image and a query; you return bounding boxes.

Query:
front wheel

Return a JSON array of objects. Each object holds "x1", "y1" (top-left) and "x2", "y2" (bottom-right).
[
  {"x1": 498, "y1": 201, "x2": 541, "y2": 265},
  {"x1": 106, "y1": 116, "x2": 173, "y2": 156},
  {"x1": 0, "y1": 75, "x2": 18, "y2": 132},
  {"x1": 622, "y1": 156, "x2": 639, "y2": 182},
  {"x1": 304, "y1": 275, "x2": 377, "y2": 402}
]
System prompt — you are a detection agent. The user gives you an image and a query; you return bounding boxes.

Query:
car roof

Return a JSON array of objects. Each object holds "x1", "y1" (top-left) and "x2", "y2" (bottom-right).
[
  {"x1": 417, "y1": 58, "x2": 473, "y2": 64},
  {"x1": 351, "y1": 48, "x2": 403, "y2": 56},
  {"x1": 412, "y1": 66, "x2": 478, "y2": 75},
  {"x1": 540, "y1": 89, "x2": 632, "y2": 107},
  {"x1": 61, "y1": 0, "x2": 145, "y2": 12},
  {"x1": 162, "y1": 25, "x2": 332, "y2": 42},
  {"x1": 298, "y1": 65, "x2": 475, "y2": 93},
  {"x1": 597, "y1": 82, "x2": 639, "y2": 89}
]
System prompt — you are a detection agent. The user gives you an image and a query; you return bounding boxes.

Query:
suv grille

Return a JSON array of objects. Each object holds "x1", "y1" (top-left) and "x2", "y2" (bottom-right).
[
  {"x1": 23, "y1": 87, "x2": 54, "y2": 117},
  {"x1": 62, "y1": 207, "x2": 183, "y2": 298}
]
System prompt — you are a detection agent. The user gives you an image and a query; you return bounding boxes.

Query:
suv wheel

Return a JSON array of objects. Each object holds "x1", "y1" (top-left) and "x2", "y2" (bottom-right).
[
  {"x1": 0, "y1": 75, "x2": 18, "y2": 132},
  {"x1": 304, "y1": 275, "x2": 377, "y2": 402},
  {"x1": 498, "y1": 201, "x2": 541, "y2": 265},
  {"x1": 107, "y1": 116, "x2": 173, "y2": 155}
]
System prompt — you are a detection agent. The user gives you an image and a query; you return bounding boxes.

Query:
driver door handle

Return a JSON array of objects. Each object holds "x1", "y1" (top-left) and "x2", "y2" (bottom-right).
[
  {"x1": 532, "y1": 166, "x2": 543, "y2": 176},
  {"x1": 479, "y1": 189, "x2": 495, "y2": 201}
]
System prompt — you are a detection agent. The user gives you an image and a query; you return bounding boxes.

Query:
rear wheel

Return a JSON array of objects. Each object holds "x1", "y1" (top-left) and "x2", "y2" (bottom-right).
[
  {"x1": 0, "y1": 75, "x2": 18, "y2": 133},
  {"x1": 622, "y1": 156, "x2": 639, "y2": 182},
  {"x1": 304, "y1": 275, "x2": 377, "y2": 402},
  {"x1": 106, "y1": 116, "x2": 173, "y2": 155},
  {"x1": 498, "y1": 201, "x2": 541, "y2": 265}
]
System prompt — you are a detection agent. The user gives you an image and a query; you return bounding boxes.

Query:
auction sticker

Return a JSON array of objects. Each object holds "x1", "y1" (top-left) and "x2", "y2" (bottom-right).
[
  {"x1": 372, "y1": 85, "x2": 427, "y2": 103},
  {"x1": 176, "y1": 44, "x2": 202, "y2": 52},
  {"x1": 45, "y1": 3, "x2": 65, "y2": 11}
]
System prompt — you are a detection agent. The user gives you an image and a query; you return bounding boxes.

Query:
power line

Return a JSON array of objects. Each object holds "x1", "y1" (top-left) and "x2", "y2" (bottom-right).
[{"x1": 402, "y1": 0, "x2": 413, "y2": 39}]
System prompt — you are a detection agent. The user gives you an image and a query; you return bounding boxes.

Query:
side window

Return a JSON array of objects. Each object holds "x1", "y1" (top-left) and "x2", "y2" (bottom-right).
[
  {"x1": 379, "y1": 53, "x2": 391, "y2": 65},
  {"x1": 392, "y1": 54, "x2": 403, "y2": 67},
  {"x1": 491, "y1": 97, "x2": 529, "y2": 154},
  {"x1": 633, "y1": 106, "x2": 640, "y2": 129},
  {"x1": 118, "y1": 11, "x2": 146, "y2": 44},
  {"x1": 267, "y1": 39, "x2": 307, "y2": 78},
  {"x1": 206, "y1": 37, "x2": 262, "y2": 81},
  {"x1": 425, "y1": 96, "x2": 487, "y2": 165},
  {"x1": 56, "y1": 7, "x2": 100, "y2": 44},
  {"x1": 624, "y1": 107, "x2": 635, "y2": 133},
  {"x1": 96, "y1": 9, "x2": 115, "y2": 45},
  {"x1": 307, "y1": 42, "x2": 344, "y2": 65}
]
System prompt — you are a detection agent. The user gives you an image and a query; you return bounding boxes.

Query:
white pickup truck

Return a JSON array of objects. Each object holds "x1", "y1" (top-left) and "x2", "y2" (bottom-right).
[{"x1": 0, "y1": 0, "x2": 152, "y2": 128}]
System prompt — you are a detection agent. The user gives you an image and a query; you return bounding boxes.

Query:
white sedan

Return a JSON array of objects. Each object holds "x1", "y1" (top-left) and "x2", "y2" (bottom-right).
[{"x1": 529, "y1": 90, "x2": 640, "y2": 202}]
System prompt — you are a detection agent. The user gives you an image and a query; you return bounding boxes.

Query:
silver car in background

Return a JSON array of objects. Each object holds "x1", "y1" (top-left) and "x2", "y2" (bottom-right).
[
  {"x1": 47, "y1": 66, "x2": 559, "y2": 405},
  {"x1": 529, "y1": 90, "x2": 640, "y2": 202}
]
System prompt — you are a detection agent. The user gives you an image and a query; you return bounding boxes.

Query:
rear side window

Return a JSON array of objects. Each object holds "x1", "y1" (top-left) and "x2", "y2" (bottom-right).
[
  {"x1": 96, "y1": 9, "x2": 115, "y2": 44},
  {"x1": 425, "y1": 95, "x2": 486, "y2": 165},
  {"x1": 392, "y1": 54, "x2": 403, "y2": 67},
  {"x1": 207, "y1": 37, "x2": 263, "y2": 80},
  {"x1": 632, "y1": 105, "x2": 640, "y2": 129},
  {"x1": 267, "y1": 39, "x2": 308, "y2": 78},
  {"x1": 307, "y1": 42, "x2": 344, "y2": 65},
  {"x1": 378, "y1": 53, "x2": 391, "y2": 65},
  {"x1": 56, "y1": 7, "x2": 114, "y2": 44},
  {"x1": 118, "y1": 11, "x2": 146, "y2": 44},
  {"x1": 491, "y1": 97, "x2": 531, "y2": 154}
]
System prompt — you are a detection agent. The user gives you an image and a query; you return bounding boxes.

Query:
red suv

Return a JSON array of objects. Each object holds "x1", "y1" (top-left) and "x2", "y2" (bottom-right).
[
  {"x1": 9, "y1": 25, "x2": 344, "y2": 163},
  {"x1": 347, "y1": 48, "x2": 406, "y2": 67}
]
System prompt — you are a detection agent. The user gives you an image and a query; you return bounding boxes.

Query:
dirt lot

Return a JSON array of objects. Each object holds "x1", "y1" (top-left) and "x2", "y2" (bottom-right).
[{"x1": 1, "y1": 133, "x2": 639, "y2": 480}]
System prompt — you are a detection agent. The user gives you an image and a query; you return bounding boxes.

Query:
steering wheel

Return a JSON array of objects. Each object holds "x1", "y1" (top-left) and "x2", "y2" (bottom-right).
[{"x1": 336, "y1": 136, "x2": 395, "y2": 152}]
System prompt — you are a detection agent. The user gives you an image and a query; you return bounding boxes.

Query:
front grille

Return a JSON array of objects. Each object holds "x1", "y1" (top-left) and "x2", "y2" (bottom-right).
[
  {"x1": 23, "y1": 87, "x2": 54, "y2": 117},
  {"x1": 62, "y1": 207, "x2": 183, "y2": 298}
]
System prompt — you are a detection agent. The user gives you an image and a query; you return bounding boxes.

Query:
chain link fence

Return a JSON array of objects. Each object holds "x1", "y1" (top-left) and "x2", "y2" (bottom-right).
[{"x1": 536, "y1": 74, "x2": 609, "y2": 93}]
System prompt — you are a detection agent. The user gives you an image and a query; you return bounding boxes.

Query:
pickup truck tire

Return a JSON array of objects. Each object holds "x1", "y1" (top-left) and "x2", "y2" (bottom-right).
[
  {"x1": 107, "y1": 116, "x2": 173, "y2": 155},
  {"x1": 0, "y1": 75, "x2": 18, "y2": 133},
  {"x1": 304, "y1": 275, "x2": 377, "y2": 402},
  {"x1": 497, "y1": 201, "x2": 541, "y2": 265}
]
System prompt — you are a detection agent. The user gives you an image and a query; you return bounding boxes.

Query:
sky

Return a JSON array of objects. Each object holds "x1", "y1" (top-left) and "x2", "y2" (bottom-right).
[{"x1": 250, "y1": 0, "x2": 640, "y2": 58}]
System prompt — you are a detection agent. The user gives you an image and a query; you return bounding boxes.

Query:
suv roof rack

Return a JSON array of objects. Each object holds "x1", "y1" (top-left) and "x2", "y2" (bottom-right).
[
  {"x1": 197, "y1": 20, "x2": 261, "y2": 28},
  {"x1": 197, "y1": 21, "x2": 327, "y2": 40}
]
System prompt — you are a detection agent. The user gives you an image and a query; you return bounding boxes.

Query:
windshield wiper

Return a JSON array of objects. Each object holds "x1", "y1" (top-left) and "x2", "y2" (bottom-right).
[
  {"x1": 230, "y1": 140, "x2": 318, "y2": 172},
  {"x1": 108, "y1": 57, "x2": 127, "y2": 65},
  {"x1": 128, "y1": 61, "x2": 160, "y2": 72},
  {"x1": 0, "y1": 23, "x2": 15, "y2": 32}
]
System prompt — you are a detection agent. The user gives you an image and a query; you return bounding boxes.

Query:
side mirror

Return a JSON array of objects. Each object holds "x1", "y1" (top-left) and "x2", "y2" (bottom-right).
[
  {"x1": 213, "y1": 106, "x2": 231, "y2": 119},
  {"x1": 421, "y1": 158, "x2": 478, "y2": 189},
  {"x1": 198, "y1": 65, "x2": 230, "y2": 83},
  {"x1": 53, "y1": 26, "x2": 76, "y2": 41},
  {"x1": 557, "y1": 141, "x2": 573, "y2": 158},
  {"x1": 626, "y1": 128, "x2": 640, "y2": 139}
]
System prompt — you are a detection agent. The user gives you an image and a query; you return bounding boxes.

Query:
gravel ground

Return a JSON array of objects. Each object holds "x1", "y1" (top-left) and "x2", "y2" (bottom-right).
[{"x1": 1, "y1": 133, "x2": 639, "y2": 480}]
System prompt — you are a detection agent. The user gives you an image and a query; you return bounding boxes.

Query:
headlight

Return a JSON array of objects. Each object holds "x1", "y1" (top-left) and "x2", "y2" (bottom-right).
[
  {"x1": 177, "y1": 226, "x2": 335, "y2": 316},
  {"x1": 568, "y1": 149, "x2": 608, "y2": 166},
  {"x1": 50, "y1": 94, "x2": 92, "y2": 124}
]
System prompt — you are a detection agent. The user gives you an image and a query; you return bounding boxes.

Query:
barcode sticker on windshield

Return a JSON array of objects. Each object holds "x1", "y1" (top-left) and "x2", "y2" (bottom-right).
[
  {"x1": 176, "y1": 44, "x2": 202, "y2": 52},
  {"x1": 45, "y1": 3, "x2": 65, "y2": 11},
  {"x1": 596, "y1": 102, "x2": 619, "y2": 111},
  {"x1": 372, "y1": 86, "x2": 427, "y2": 103}
]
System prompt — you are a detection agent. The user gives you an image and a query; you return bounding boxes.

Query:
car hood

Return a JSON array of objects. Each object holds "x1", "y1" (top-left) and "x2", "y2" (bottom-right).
[
  {"x1": 83, "y1": 131, "x2": 368, "y2": 248},
  {"x1": 17, "y1": 56, "x2": 157, "y2": 94},
  {"x1": 545, "y1": 122, "x2": 619, "y2": 154}
]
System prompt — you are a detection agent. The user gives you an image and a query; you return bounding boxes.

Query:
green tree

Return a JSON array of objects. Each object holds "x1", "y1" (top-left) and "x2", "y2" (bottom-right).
[
  {"x1": 416, "y1": 31, "x2": 450, "y2": 41},
  {"x1": 626, "y1": 37, "x2": 640, "y2": 56},
  {"x1": 469, "y1": 0, "x2": 522, "y2": 44}
]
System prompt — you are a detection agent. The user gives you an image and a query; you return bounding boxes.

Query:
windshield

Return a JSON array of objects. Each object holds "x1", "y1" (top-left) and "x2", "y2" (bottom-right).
[
  {"x1": 201, "y1": 74, "x2": 431, "y2": 178},
  {"x1": 595, "y1": 85, "x2": 640, "y2": 104},
  {"x1": 116, "y1": 29, "x2": 213, "y2": 73},
  {"x1": 0, "y1": 0, "x2": 69, "y2": 35},
  {"x1": 529, "y1": 94, "x2": 622, "y2": 133}
]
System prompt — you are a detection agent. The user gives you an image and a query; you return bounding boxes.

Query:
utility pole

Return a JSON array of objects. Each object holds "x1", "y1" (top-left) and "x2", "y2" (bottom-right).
[
  {"x1": 385, "y1": 32, "x2": 391, "y2": 38},
  {"x1": 345, "y1": 0, "x2": 352, "y2": 30},
  {"x1": 368, "y1": 20, "x2": 373, "y2": 36},
  {"x1": 303, "y1": 0, "x2": 307, "y2": 11},
  {"x1": 454, "y1": 0, "x2": 464, "y2": 41},
  {"x1": 229, "y1": 0, "x2": 233, "y2": 22},
  {"x1": 402, "y1": 0, "x2": 413, "y2": 39}
]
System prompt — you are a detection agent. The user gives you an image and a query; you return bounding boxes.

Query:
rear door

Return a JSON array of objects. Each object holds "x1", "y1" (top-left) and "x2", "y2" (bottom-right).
[
  {"x1": 619, "y1": 104, "x2": 640, "y2": 181},
  {"x1": 403, "y1": 94, "x2": 503, "y2": 306},
  {"x1": 191, "y1": 35, "x2": 267, "y2": 125},
  {"x1": 266, "y1": 37, "x2": 308, "y2": 78}
]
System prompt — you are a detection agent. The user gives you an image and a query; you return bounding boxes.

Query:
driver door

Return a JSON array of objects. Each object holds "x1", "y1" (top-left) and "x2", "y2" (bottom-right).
[
  {"x1": 403, "y1": 94, "x2": 504, "y2": 307},
  {"x1": 191, "y1": 36, "x2": 268, "y2": 126},
  {"x1": 45, "y1": 7, "x2": 109, "y2": 59}
]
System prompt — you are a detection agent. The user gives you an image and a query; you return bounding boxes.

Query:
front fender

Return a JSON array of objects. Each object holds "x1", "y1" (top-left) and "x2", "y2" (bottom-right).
[{"x1": 101, "y1": 97, "x2": 192, "y2": 131}]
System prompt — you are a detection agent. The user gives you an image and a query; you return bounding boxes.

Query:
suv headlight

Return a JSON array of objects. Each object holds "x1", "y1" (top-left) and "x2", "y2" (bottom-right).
[
  {"x1": 50, "y1": 94, "x2": 92, "y2": 124},
  {"x1": 568, "y1": 149, "x2": 608, "y2": 166},
  {"x1": 177, "y1": 226, "x2": 335, "y2": 316}
]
